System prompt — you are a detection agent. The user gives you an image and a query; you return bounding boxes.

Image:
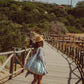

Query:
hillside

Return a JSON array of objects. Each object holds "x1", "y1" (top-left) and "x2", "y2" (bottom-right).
[{"x1": 0, "y1": 0, "x2": 84, "y2": 52}]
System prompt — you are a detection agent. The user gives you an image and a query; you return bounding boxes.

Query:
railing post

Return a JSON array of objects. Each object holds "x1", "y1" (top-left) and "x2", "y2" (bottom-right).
[
  {"x1": 81, "y1": 50, "x2": 83, "y2": 68},
  {"x1": 69, "y1": 35, "x2": 70, "y2": 40},
  {"x1": 56, "y1": 40, "x2": 57, "y2": 48},
  {"x1": 22, "y1": 47, "x2": 26, "y2": 73},
  {"x1": 67, "y1": 45, "x2": 70, "y2": 56},
  {"x1": 73, "y1": 36, "x2": 75, "y2": 41},
  {"x1": 78, "y1": 36, "x2": 80, "y2": 41},
  {"x1": 66, "y1": 45, "x2": 68, "y2": 55},
  {"x1": 64, "y1": 44, "x2": 66, "y2": 54},
  {"x1": 72, "y1": 47, "x2": 74, "y2": 60},
  {"x1": 15, "y1": 48, "x2": 18, "y2": 72},
  {"x1": 9, "y1": 48, "x2": 14, "y2": 80},
  {"x1": 69, "y1": 45, "x2": 71, "y2": 57},
  {"x1": 75, "y1": 47, "x2": 77, "y2": 62},
  {"x1": 62, "y1": 42, "x2": 63, "y2": 52}
]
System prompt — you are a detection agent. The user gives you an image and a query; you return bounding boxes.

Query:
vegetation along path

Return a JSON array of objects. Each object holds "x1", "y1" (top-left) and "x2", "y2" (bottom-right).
[{"x1": 4, "y1": 42, "x2": 82, "y2": 84}]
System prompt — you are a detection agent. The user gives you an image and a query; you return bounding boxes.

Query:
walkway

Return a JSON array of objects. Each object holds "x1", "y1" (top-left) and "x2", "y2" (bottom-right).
[{"x1": 4, "y1": 42, "x2": 82, "y2": 84}]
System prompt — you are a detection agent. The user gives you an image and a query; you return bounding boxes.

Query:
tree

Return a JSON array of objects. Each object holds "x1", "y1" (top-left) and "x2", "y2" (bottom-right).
[
  {"x1": 50, "y1": 21, "x2": 68, "y2": 34},
  {"x1": 0, "y1": 20, "x2": 27, "y2": 52},
  {"x1": 76, "y1": 1, "x2": 84, "y2": 7},
  {"x1": 0, "y1": 0, "x2": 15, "y2": 7},
  {"x1": 10, "y1": 3, "x2": 18, "y2": 11}
]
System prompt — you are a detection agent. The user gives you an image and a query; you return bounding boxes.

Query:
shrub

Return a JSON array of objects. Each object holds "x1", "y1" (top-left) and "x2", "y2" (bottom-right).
[
  {"x1": 50, "y1": 21, "x2": 68, "y2": 34},
  {"x1": 10, "y1": 3, "x2": 18, "y2": 11},
  {"x1": 0, "y1": 20, "x2": 27, "y2": 52},
  {"x1": 66, "y1": 26, "x2": 83, "y2": 33}
]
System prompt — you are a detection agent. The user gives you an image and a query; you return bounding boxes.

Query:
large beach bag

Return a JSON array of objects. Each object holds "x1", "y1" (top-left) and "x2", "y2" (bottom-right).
[{"x1": 25, "y1": 48, "x2": 47, "y2": 75}]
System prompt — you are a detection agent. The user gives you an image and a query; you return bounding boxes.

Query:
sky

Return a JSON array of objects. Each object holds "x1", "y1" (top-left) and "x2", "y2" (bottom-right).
[
  {"x1": 15, "y1": 0, "x2": 84, "y2": 7},
  {"x1": 36, "y1": 0, "x2": 84, "y2": 7}
]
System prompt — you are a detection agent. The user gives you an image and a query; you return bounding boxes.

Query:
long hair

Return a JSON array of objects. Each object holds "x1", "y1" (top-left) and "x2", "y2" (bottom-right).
[{"x1": 33, "y1": 42, "x2": 38, "y2": 48}]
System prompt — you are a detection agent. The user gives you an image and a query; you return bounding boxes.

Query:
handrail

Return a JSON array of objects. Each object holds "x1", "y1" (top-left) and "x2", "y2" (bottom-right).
[
  {"x1": 0, "y1": 48, "x2": 31, "y2": 56},
  {"x1": 44, "y1": 34, "x2": 84, "y2": 42},
  {"x1": 0, "y1": 48, "x2": 32, "y2": 82},
  {"x1": 44, "y1": 34, "x2": 84, "y2": 83},
  {"x1": 0, "y1": 51, "x2": 13, "y2": 56},
  {"x1": 44, "y1": 34, "x2": 84, "y2": 49},
  {"x1": 47, "y1": 39, "x2": 84, "y2": 43}
]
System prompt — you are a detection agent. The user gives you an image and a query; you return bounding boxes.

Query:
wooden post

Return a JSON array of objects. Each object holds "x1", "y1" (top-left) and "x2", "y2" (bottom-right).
[
  {"x1": 79, "y1": 48, "x2": 81, "y2": 66},
  {"x1": 78, "y1": 36, "x2": 80, "y2": 41},
  {"x1": 78, "y1": 48, "x2": 81, "y2": 67},
  {"x1": 62, "y1": 42, "x2": 63, "y2": 52},
  {"x1": 71, "y1": 47, "x2": 73, "y2": 59},
  {"x1": 58, "y1": 42, "x2": 60, "y2": 50},
  {"x1": 69, "y1": 35, "x2": 70, "y2": 40},
  {"x1": 67, "y1": 45, "x2": 68, "y2": 55},
  {"x1": 73, "y1": 36, "x2": 74, "y2": 41},
  {"x1": 64, "y1": 44, "x2": 66, "y2": 54},
  {"x1": 22, "y1": 47, "x2": 26, "y2": 72},
  {"x1": 69, "y1": 45, "x2": 71, "y2": 57},
  {"x1": 56, "y1": 40, "x2": 57, "y2": 48},
  {"x1": 72, "y1": 47, "x2": 74, "y2": 60},
  {"x1": 75, "y1": 47, "x2": 77, "y2": 62},
  {"x1": 67, "y1": 45, "x2": 70, "y2": 56},
  {"x1": 83, "y1": 51, "x2": 84, "y2": 68},
  {"x1": 80, "y1": 50, "x2": 83, "y2": 68},
  {"x1": 77, "y1": 48, "x2": 80, "y2": 65},
  {"x1": 9, "y1": 48, "x2": 14, "y2": 80}
]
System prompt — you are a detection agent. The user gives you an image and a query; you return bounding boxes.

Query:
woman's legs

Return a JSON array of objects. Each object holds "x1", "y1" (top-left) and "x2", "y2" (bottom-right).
[
  {"x1": 37, "y1": 75, "x2": 43, "y2": 84},
  {"x1": 31, "y1": 74, "x2": 43, "y2": 84},
  {"x1": 31, "y1": 74, "x2": 38, "y2": 84}
]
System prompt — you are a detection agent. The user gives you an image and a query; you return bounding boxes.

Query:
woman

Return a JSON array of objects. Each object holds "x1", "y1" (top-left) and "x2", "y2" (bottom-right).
[{"x1": 31, "y1": 36, "x2": 46, "y2": 84}]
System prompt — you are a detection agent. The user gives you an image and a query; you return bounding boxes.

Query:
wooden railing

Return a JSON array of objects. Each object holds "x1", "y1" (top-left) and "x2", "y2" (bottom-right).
[
  {"x1": 44, "y1": 34, "x2": 84, "y2": 83},
  {"x1": 0, "y1": 48, "x2": 32, "y2": 82},
  {"x1": 49, "y1": 34, "x2": 84, "y2": 41},
  {"x1": 43, "y1": 34, "x2": 84, "y2": 49}
]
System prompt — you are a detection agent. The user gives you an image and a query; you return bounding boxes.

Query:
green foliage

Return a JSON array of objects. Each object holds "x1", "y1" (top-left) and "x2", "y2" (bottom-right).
[
  {"x1": 0, "y1": 19, "x2": 27, "y2": 51},
  {"x1": 0, "y1": 0, "x2": 15, "y2": 7},
  {"x1": 10, "y1": 3, "x2": 18, "y2": 10},
  {"x1": 49, "y1": 7, "x2": 68, "y2": 17},
  {"x1": 0, "y1": 56, "x2": 7, "y2": 63},
  {"x1": 76, "y1": 1, "x2": 84, "y2": 7},
  {"x1": 66, "y1": 26, "x2": 83, "y2": 33},
  {"x1": 22, "y1": 2, "x2": 38, "y2": 11},
  {"x1": 0, "y1": 13, "x2": 8, "y2": 21},
  {"x1": 0, "y1": 0, "x2": 83, "y2": 52},
  {"x1": 66, "y1": 15, "x2": 75, "y2": 26},
  {"x1": 68, "y1": 7, "x2": 84, "y2": 18}
]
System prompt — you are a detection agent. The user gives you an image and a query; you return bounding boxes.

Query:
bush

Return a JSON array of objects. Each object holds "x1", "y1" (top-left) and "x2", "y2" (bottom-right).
[
  {"x1": 66, "y1": 15, "x2": 75, "y2": 26},
  {"x1": 68, "y1": 7, "x2": 84, "y2": 18},
  {"x1": 66, "y1": 26, "x2": 83, "y2": 33},
  {"x1": 0, "y1": 0, "x2": 15, "y2": 7},
  {"x1": 10, "y1": 3, "x2": 18, "y2": 11},
  {"x1": 0, "y1": 20, "x2": 27, "y2": 52},
  {"x1": 50, "y1": 21, "x2": 68, "y2": 34}
]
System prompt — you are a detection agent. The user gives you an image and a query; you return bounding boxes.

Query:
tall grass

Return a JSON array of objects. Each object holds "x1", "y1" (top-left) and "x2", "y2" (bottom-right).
[
  {"x1": 0, "y1": 56, "x2": 7, "y2": 64},
  {"x1": 0, "y1": 56, "x2": 10, "y2": 69}
]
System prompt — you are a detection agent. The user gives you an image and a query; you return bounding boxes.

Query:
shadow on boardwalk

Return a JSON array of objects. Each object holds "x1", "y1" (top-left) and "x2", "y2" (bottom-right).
[{"x1": 60, "y1": 53, "x2": 82, "y2": 84}]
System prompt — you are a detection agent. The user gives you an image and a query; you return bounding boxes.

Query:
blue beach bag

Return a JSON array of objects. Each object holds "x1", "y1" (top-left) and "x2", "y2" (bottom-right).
[{"x1": 25, "y1": 48, "x2": 47, "y2": 75}]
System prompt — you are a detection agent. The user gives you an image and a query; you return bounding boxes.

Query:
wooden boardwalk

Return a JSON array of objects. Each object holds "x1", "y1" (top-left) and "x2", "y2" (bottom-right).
[{"x1": 4, "y1": 42, "x2": 82, "y2": 84}]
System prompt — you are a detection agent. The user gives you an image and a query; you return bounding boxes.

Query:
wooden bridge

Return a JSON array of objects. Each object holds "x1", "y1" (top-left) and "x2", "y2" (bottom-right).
[{"x1": 0, "y1": 34, "x2": 84, "y2": 84}]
